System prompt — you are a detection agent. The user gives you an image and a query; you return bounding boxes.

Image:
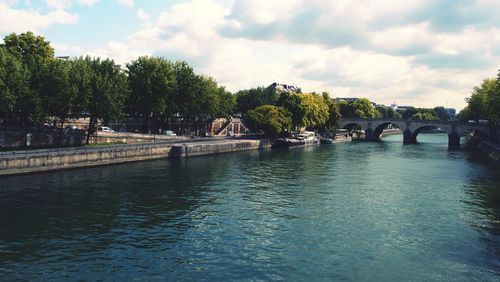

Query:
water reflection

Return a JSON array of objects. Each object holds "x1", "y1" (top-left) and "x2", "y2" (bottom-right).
[{"x1": 0, "y1": 136, "x2": 499, "y2": 280}]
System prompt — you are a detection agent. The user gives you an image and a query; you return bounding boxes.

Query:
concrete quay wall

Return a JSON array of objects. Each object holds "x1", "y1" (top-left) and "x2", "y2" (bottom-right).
[
  {"x1": 170, "y1": 139, "x2": 272, "y2": 158},
  {"x1": 0, "y1": 139, "x2": 273, "y2": 176},
  {"x1": 478, "y1": 140, "x2": 500, "y2": 165},
  {"x1": 0, "y1": 143, "x2": 173, "y2": 176}
]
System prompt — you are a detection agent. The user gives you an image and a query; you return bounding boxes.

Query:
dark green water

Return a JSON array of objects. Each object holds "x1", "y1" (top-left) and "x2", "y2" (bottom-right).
[{"x1": 0, "y1": 134, "x2": 499, "y2": 281}]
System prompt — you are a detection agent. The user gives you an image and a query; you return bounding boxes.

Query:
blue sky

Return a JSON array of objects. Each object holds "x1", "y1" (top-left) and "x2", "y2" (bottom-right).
[{"x1": 1, "y1": 0, "x2": 500, "y2": 110}]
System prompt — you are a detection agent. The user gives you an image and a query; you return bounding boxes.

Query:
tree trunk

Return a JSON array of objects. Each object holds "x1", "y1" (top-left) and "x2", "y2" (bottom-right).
[
  {"x1": 58, "y1": 117, "x2": 65, "y2": 146},
  {"x1": 86, "y1": 115, "x2": 96, "y2": 145}
]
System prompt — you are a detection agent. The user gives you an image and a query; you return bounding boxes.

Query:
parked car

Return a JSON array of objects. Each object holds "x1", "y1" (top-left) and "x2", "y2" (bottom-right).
[
  {"x1": 99, "y1": 126, "x2": 115, "y2": 132},
  {"x1": 163, "y1": 130, "x2": 177, "y2": 136}
]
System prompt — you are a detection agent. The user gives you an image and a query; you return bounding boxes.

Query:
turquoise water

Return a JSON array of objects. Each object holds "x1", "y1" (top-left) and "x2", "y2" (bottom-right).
[{"x1": 0, "y1": 134, "x2": 499, "y2": 280}]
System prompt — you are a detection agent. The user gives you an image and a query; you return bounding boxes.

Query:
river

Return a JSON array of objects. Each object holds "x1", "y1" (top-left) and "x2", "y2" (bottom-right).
[{"x1": 0, "y1": 133, "x2": 499, "y2": 280}]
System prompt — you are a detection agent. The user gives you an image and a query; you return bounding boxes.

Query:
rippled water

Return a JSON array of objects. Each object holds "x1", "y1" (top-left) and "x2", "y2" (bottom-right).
[{"x1": 0, "y1": 134, "x2": 499, "y2": 280}]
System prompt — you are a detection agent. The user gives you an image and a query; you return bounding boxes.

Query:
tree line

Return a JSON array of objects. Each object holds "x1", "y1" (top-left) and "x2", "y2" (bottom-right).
[
  {"x1": 457, "y1": 72, "x2": 500, "y2": 140},
  {"x1": 3, "y1": 31, "x2": 487, "y2": 142},
  {"x1": 0, "y1": 32, "x2": 234, "y2": 144}
]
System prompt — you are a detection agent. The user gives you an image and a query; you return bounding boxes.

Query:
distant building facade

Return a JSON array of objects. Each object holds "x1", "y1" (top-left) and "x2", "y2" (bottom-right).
[{"x1": 269, "y1": 82, "x2": 300, "y2": 92}]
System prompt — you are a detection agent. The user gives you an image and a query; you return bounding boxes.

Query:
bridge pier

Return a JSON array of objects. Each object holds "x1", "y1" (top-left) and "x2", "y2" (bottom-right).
[
  {"x1": 448, "y1": 132, "x2": 460, "y2": 149},
  {"x1": 403, "y1": 129, "x2": 415, "y2": 144},
  {"x1": 364, "y1": 128, "x2": 378, "y2": 141}
]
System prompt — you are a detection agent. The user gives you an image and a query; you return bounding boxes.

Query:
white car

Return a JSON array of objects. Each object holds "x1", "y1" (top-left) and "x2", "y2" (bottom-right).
[
  {"x1": 163, "y1": 130, "x2": 177, "y2": 136},
  {"x1": 99, "y1": 126, "x2": 115, "y2": 132}
]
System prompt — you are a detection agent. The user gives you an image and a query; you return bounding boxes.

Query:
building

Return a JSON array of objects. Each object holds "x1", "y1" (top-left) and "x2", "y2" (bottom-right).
[{"x1": 269, "y1": 82, "x2": 300, "y2": 92}]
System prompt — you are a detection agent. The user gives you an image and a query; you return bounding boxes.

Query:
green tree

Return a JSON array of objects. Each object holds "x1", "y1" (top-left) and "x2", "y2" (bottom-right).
[
  {"x1": 433, "y1": 106, "x2": 449, "y2": 121},
  {"x1": 86, "y1": 57, "x2": 129, "y2": 144},
  {"x1": 321, "y1": 92, "x2": 341, "y2": 131},
  {"x1": 339, "y1": 98, "x2": 379, "y2": 118},
  {"x1": 410, "y1": 111, "x2": 438, "y2": 120},
  {"x1": 172, "y1": 61, "x2": 198, "y2": 133},
  {"x1": 2, "y1": 32, "x2": 55, "y2": 125},
  {"x1": 0, "y1": 48, "x2": 29, "y2": 121},
  {"x1": 126, "y1": 56, "x2": 176, "y2": 133},
  {"x1": 245, "y1": 105, "x2": 292, "y2": 137},
  {"x1": 235, "y1": 86, "x2": 280, "y2": 115},
  {"x1": 467, "y1": 78, "x2": 496, "y2": 121},
  {"x1": 68, "y1": 57, "x2": 93, "y2": 119},
  {"x1": 376, "y1": 106, "x2": 401, "y2": 119},
  {"x1": 398, "y1": 106, "x2": 418, "y2": 119},
  {"x1": 301, "y1": 93, "x2": 329, "y2": 129},
  {"x1": 39, "y1": 58, "x2": 73, "y2": 144}
]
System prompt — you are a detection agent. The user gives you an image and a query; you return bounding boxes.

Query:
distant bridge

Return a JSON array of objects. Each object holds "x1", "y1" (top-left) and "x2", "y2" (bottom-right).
[{"x1": 338, "y1": 118, "x2": 491, "y2": 148}]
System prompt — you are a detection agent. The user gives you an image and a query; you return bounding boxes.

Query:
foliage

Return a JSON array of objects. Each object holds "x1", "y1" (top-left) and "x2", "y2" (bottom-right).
[
  {"x1": 458, "y1": 78, "x2": 497, "y2": 122},
  {"x1": 338, "y1": 98, "x2": 380, "y2": 118},
  {"x1": 0, "y1": 48, "x2": 29, "y2": 120},
  {"x1": 321, "y1": 92, "x2": 341, "y2": 131},
  {"x1": 235, "y1": 86, "x2": 280, "y2": 115},
  {"x1": 433, "y1": 106, "x2": 449, "y2": 121},
  {"x1": 86, "y1": 57, "x2": 130, "y2": 143},
  {"x1": 1, "y1": 32, "x2": 55, "y2": 124},
  {"x1": 410, "y1": 110, "x2": 438, "y2": 120},
  {"x1": 245, "y1": 105, "x2": 292, "y2": 136},
  {"x1": 276, "y1": 92, "x2": 329, "y2": 130},
  {"x1": 126, "y1": 56, "x2": 176, "y2": 132},
  {"x1": 376, "y1": 106, "x2": 401, "y2": 119}
]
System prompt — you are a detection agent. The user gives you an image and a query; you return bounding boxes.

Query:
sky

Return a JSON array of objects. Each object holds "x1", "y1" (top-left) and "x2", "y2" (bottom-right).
[{"x1": 2, "y1": 0, "x2": 500, "y2": 110}]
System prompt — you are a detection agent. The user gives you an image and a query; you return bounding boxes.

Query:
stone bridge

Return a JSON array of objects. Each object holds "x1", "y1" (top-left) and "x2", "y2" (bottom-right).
[{"x1": 338, "y1": 118, "x2": 491, "y2": 148}]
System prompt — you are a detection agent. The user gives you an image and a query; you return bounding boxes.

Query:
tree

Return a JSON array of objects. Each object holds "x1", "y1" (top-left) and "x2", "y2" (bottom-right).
[
  {"x1": 301, "y1": 93, "x2": 329, "y2": 129},
  {"x1": 339, "y1": 98, "x2": 380, "y2": 118},
  {"x1": 398, "y1": 106, "x2": 418, "y2": 119},
  {"x1": 433, "y1": 106, "x2": 449, "y2": 121},
  {"x1": 235, "y1": 86, "x2": 280, "y2": 115},
  {"x1": 172, "y1": 61, "x2": 198, "y2": 133},
  {"x1": 376, "y1": 106, "x2": 401, "y2": 119},
  {"x1": 39, "y1": 58, "x2": 73, "y2": 144},
  {"x1": 126, "y1": 56, "x2": 176, "y2": 133},
  {"x1": 467, "y1": 78, "x2": 496, "y2": 121},
  {"x1": 68, "y1": 57, "x2": 93, "y2": 119},
  {"x1": 245, "y1": 105, "x2": 292, "y2": 137},
  {"x1": 410, "y1": 111, "x2": 438, "y2": 120},
  {"x1": 2, "y1": 32, "x2": 55, "y2": 126},
  {"x1": 0, "y1": 48, "x2": 29, "y2": 121},
  {"x1": 322, "y1": 92, "x2": 341, "y2": 131},
  {"x1": 85, "y1": 57, "x2": 129, "y2": 144}
]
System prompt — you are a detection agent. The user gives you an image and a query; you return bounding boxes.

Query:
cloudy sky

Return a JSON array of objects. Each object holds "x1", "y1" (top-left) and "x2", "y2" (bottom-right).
[{"x1": 2, "y1": 0, "x2": 500, "y2": 110}]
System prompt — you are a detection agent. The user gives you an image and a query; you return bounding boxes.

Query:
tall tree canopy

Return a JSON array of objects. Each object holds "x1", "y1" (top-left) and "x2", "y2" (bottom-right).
[
  {"x1": 0, "y1": 48, "x2": 29, "y2": 121},
  {"x1": 126, "y1": 56, "x2": 176, "y2": 132},
  {"x1": 86, "y1": 58, "x2": 129, "y2": 143},
  {"x1": 235, "y1": 86, "x2": 280, "y2": 115},
  {"x1": 245, "y1": 105, "x2": 292, "y2": 137},
  {"x1": 338, "y1": 98, "x2": 380, "y2": 118}
]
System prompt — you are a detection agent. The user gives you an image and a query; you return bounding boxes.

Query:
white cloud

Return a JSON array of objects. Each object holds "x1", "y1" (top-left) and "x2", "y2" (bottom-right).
[
  {"x1": 46, "y1": 0, "x2": 500, "y2": 110},
  {"x1": 136, "y1": 8, "x2": 149, "y2": 22},
  {"x1": 0, "y1": 3, "x2": 78, "y2": 33},
  {"x1": 46, "y1": 0, "x2": 70, "y2": 10},
  {"x1": 90, "y1": 41, "x2": 146, "y2": 66},
  {"x1": 117, "y1": 0, "x2": 133, "y2": 8},
  {"x1": 46, "y1": 0, "x2": 99, "y2": 9},
  {"x1": 78, "y1": 0, "x2": 99, "y2": 6}
]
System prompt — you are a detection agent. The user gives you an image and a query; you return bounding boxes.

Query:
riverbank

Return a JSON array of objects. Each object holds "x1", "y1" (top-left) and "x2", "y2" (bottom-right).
[
  {"x1": 0, "y1": 138, "x2": 272, "y2": 176},
  {"x1": 478, "y1": 140, "x2": 500, "y2": 165}
]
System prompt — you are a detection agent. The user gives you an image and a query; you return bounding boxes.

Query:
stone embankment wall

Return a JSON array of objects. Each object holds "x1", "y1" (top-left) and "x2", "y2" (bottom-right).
[
  {"x1": 0, "y1": 139, "x2": 272, "y2": 176},
  {"x1": 0, "y1": 142, "x2": 173, "y2": 176},
  {"x1": 478, "y1": 140, "x2": 500, "y2": 165},
  {"x1": 170, "y1": 140, "x2": 272, "y2": 158}
]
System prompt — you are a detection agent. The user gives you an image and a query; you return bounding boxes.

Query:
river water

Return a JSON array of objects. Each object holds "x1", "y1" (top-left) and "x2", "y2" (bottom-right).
[{"x1": 0, "y1": 134, "x2": 499, "y2": 280}]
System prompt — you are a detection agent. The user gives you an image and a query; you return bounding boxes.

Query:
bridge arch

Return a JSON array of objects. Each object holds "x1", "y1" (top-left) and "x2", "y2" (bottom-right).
[
  {"x1": 372, "y1": 122, "x2": 403, "y2": 141},
  {"x1": 338, "y1": 118, "x2": 492, "y2": 149},
  {"x1": 411, "y1": 125, "x2": 462, "y2": 148},
  {"x1": 342, "y1": 123, "x2": 363, "y2": 131}
]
